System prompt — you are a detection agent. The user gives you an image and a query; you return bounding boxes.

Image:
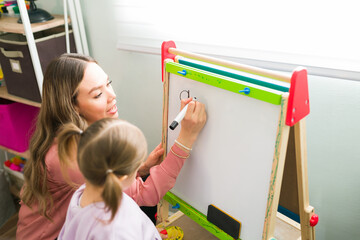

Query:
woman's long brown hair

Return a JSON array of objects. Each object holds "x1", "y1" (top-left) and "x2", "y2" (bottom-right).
[{"x1": 21, "y1": 53, "x2": 96, "y2": 219}]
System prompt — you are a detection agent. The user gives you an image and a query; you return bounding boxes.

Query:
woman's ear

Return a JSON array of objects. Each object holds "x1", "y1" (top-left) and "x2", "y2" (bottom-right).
[
  {"x1": 74, "y1": 104, "x2": 80, "y2": 113},
  {"x1": 74, "y1": 104, "x2": 83, "y2": 117}
]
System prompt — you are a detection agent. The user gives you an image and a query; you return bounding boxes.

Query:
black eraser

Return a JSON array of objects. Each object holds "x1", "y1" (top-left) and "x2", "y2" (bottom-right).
[
  {"x1": 169, "y1": 121, "x2": 178, "y2": 130},
  {"x1": 207, "y1": 205, "x2": 241, "y2": 239}
]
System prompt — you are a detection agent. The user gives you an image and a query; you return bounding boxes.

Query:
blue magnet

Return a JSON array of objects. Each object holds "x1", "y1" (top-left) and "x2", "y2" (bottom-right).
[
  {"x1": 177, "y1": 70, "x2": 187, "y2": 76},
  {"x1": 239, "y1": 87, "x2": 250, "y2": 95},
  {"x1": 172, "y1": 203, "x2": 180, "y2": 209}
]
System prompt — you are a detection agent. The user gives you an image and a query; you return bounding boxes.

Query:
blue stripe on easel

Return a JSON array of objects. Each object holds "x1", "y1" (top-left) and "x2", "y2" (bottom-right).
[
  {"x1": 278, "y1": 205, "x2": 300, "y2": 223},
  {"x1": 178, "y1": 58, "x2": 290, "y2": 92}
]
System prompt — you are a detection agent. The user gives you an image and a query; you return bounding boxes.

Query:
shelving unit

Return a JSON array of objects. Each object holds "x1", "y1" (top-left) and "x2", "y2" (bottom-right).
[
  {"x1": 0, "y1": 10, "x2": 55, "y2": 170},
  {"x1": 0, "y1": 3, "x2": 89, "y2": 239},
  {"x1": 0, "y1": 1, "x2": 88, "y2": 203}
]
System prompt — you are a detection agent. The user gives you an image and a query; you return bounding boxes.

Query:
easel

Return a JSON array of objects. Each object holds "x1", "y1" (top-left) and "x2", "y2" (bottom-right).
[{"x1": 157, "y1": 41, "x2": 318, "y2": 240}]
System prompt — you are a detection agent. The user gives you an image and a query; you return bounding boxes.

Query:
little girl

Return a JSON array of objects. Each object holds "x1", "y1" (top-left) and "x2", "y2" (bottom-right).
[{"x1": 57, "y1": 118, "x2": 161, "y2": 239}]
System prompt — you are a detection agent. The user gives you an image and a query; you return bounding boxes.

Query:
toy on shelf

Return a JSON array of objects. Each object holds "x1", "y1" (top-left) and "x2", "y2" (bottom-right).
[
  {"x1": 4, "y1": 155, "x2": 26, "y2": 172},
  {"x1": 3, "y1": 155, "x2": 26, "y2": 192},
  {"x1": 0, "y1": 1, "x2": 30, "y2": 16},
  {"x1": 0, "y1": 65, "x2": 4, "y2": 86}
]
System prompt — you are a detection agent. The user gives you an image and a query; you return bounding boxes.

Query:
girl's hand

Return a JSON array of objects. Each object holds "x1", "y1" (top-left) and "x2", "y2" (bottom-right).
[{"x1": 157, "y1": 227, "x2": 168, "y2": 239}]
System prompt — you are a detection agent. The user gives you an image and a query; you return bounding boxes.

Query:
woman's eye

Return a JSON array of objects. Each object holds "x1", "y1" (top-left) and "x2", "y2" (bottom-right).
[
  {"x1": 95, "y1": 92, "x2": 102, "y2": 98},
  {"x1": 107, "y1": 80, "x2": 113, "y2": 86}
]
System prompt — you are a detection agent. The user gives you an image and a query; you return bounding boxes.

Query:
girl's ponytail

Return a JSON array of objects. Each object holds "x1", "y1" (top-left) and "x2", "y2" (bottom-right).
[{"x1": 102, "y1": 171, "x2": 123, "y2": 221}]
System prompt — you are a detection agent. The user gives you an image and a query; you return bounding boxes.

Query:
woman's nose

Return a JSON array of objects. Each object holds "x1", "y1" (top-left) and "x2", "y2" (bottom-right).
[{"x1": 107, "y1": 88, "x2": 116, "y2": 100}]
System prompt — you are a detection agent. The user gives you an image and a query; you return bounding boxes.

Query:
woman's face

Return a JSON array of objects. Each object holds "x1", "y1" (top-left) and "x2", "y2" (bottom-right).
[{"x1": 76, "y1": 62, "x2": 118, "y2": 125}]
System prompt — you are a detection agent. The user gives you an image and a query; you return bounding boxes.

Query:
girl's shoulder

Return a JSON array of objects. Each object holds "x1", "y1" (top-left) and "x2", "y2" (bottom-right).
[
  {"x1": 116, "y1": 193, "x2": 145, "y2": 218},
  {"x1": 109, "y1": 194, "x2": 161, "y2": 239}
]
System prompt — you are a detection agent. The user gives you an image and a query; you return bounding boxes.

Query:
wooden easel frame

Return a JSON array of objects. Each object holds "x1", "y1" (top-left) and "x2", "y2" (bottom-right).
[{"x1": 157, "y1": 41, "x2": 317, "y2": 240}]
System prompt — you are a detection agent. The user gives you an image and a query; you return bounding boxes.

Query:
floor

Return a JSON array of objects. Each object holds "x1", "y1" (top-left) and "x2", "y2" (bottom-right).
[
  {"x1": 164, "y1": 213, "x2": 218, "y2": 240},
  {"x1": 159, "y1": 210, "x2": 301, "y2": 240},
  {"x1": 0, "y1": 213, "x2": 17, "y2": 240},
  {"x1": 0, "y1": 190, "x2": 19, "y2": 240}
]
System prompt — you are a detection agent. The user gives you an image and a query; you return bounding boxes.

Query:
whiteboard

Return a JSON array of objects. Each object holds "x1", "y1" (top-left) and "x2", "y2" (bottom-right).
[{"x1": 166, "y1": 73, "x2": 283, "y2": 239}]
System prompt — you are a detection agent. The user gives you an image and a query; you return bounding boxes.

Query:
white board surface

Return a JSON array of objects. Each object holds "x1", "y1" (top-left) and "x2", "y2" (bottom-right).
[{"x1": 166, "y1": 73, "x2": 282, "y2": 239}]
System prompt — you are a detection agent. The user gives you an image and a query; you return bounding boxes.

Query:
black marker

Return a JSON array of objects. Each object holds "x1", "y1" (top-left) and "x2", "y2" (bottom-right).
[{"x1": 169, "y1": 97, "x2": 197, "y2": 130}]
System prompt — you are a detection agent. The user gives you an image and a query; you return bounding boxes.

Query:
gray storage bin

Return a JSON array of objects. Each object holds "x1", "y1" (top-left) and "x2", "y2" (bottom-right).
[{"x1": 0, "y1": 27, "x2": 76, "y2": 102}]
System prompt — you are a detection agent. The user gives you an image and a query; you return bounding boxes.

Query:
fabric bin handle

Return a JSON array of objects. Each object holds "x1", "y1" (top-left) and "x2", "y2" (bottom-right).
[{"x1": 0, "y1": 48, "x2": 24, "y2": 58}]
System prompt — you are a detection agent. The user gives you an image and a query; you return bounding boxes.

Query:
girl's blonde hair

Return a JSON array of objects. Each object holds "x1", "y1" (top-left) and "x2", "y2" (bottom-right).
[
  {"x1": 58, "y1": 118, "x2": 148, "y2": 221},
  {"x1": 21, "y1": 53, "x2": 95, "y2": 219}
]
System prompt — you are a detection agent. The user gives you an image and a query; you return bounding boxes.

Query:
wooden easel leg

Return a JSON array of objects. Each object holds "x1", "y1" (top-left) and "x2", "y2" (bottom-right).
[
  {"x1": 156, "y1": 198, "x2": 185, "y2": 230},
  {"x1": 294, "y1": 119, "x2": 316, "y2": 240},
  {"x1": 157, "y1": 198, "x2": 169, "y2": 225}
]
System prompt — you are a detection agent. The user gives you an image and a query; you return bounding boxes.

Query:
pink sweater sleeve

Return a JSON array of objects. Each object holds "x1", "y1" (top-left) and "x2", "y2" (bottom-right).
[{"x1": 124, "y1": 144, "x2": 187, "y2": 206}]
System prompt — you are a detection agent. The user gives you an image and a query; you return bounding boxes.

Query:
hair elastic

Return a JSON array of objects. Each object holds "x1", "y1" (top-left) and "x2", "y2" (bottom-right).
[
  {"x1": 106, "y1": 169, "x2": 113, "y2": 174},
  {"x1": 79, "y1": 130, "x2": 83, "y2": 135}
]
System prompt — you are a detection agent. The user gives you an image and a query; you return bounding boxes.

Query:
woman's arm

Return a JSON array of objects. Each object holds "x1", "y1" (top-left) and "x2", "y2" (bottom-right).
[
  {"x1": 124, "y1": 144, "x2": 188, "y2": 206},
  {"x1": 137, "y1": 98, "x2": 206, "y2": 177},
  {"x1": 125, "y1": 98, "x2": 206, "y2": 206}
]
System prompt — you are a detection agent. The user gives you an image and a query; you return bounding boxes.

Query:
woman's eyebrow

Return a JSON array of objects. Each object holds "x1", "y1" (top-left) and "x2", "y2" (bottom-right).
[
  {"x1": 88, "y1": 85, "x2": 102, "y2": 94},
  {"x1": 88, "y1": 77, "x2": 109, "y2": 94}
]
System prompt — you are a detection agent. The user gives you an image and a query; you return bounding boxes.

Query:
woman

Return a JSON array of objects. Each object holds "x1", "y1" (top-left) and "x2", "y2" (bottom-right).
[{"x1": 17, "y1": 54, "x2": 206, "y2": 240}]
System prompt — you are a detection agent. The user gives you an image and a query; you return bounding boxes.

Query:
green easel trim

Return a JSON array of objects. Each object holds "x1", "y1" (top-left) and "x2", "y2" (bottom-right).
[
  {"x1": 166, "y1": 62, "x2": 283, "y2": 105},
  {"x1": 263, "y1": 96, "x2": 287, "y2": 239},
  {"x1": 164, "y1": 192, "x2": 241, "y2": 240},
  {"x1": 178, "y1": 58, "x2": 290, "y2": 92}
]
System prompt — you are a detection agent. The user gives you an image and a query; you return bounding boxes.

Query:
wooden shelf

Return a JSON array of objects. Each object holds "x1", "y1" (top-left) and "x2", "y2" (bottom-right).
[
  {"x1": 0, "y1": 86, "x2": 41, "y2": 107},
  {"x1": 0, "y1": 15, "x2": 69, "y2": 34},
  {"x1": 0, "y1": 145, "x2": 30, "y2": 159}
]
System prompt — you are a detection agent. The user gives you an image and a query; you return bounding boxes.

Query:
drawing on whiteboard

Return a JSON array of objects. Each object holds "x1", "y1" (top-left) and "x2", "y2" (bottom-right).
[{"x1": 179, "y1": 89, "x2": 190, "y2": 100}]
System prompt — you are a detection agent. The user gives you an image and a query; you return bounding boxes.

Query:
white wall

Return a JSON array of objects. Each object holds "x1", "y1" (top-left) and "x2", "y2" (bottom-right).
[
  {"x1": 37, "y1": 1, "x2": 360, "y2": 239},
  {"x1": 306, "y1": 76, "x2": 360, "y2": 239}
]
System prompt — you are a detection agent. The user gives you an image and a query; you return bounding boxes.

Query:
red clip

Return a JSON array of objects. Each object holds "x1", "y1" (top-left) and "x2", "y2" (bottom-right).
[
  {"x1": 310, "y1": 214, "x2": 319, "y2": 227},
  {"x1": 286, "y1": 67, "x2": 310, "y2": 126},
  {"x1": 161, "y1": 41, "x2": 177, "y2": 82},
  {"x1": 160, "y1": 229, "x2": 168, "y2": 235}
]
